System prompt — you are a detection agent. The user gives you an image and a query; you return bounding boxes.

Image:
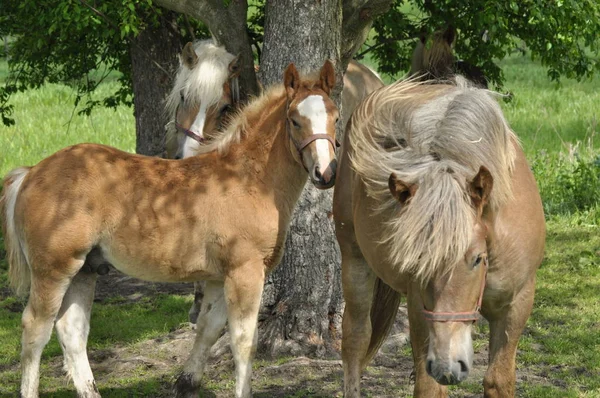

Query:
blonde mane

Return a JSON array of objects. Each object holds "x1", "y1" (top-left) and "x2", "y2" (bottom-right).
[
  {"x1": 189, "y1": 84, "x2": 286, "y2": 155},
  {"x1": 349, "y1": 77, "x2": 517, "y2": 281},
  {"x1": 165, "y1": 40, "x2": 236, "y2": 117}
]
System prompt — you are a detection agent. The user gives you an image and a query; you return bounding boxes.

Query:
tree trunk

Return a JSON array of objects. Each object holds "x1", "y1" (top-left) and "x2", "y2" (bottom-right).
[
  {"x1": 130, "y1": 11, "x2": 181, "y2": 156},
  {"x1": 257, "y1": 0, "x2": 344, "y2": 358}
]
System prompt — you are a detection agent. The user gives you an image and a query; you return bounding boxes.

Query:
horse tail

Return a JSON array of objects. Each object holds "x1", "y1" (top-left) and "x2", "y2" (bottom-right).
[
  {"x1": 1, "y1": 167, "x2": 32, "y2": 297},
  {"x1": 363, "y1": 277, "x2": 402, "y2": 368}
]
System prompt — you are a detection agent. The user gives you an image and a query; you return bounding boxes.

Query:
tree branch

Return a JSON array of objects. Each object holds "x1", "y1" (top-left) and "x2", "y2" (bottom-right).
[{"x1": 341, "y1": 0, "x2": 393, "y2": 67}]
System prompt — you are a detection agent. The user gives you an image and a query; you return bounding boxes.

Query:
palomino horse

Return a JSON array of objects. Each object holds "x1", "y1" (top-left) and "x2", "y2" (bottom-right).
[
  {"x1": 334, "y1": 78, "x2": 545, "y2": 397},
  {"x1": 410, "y1": 26, "x2": 488, "y2": 88},
  {"x1": 180, "y1": 58, "x2": 383, "y2": 324},
  {"x1": 164, "y1": 39, "x2": 241, "y2": 159},
  {"x1": 341, "y1": 60, "x2": 384, "y2": 127},
  {"x1": 1, "y1": 60, "x2": 339, "y2": 398}
]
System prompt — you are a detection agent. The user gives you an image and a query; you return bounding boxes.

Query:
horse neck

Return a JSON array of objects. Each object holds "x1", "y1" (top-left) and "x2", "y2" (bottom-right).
[{"x1": 226, "y1": 93, "x2": 308, "y2": 214}]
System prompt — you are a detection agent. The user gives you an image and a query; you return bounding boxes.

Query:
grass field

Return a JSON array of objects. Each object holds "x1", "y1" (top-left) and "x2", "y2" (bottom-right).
[{"x1": 0, "y1": 53, "x2": 599, "y2": 397}]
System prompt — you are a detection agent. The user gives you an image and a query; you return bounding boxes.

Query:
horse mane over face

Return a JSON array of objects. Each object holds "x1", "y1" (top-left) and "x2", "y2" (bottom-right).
[
  {"x1": 348, "y1": 78, "x2": 516, "y2": 281},
  {"x1": 164, "y1": 40, "x2": 237, "y2": 121}
]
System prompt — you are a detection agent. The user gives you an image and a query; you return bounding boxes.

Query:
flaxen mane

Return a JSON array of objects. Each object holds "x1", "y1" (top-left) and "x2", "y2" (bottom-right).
[
  {"x1": 349, "y1": 77, "x2": 516, "y2": 281},
  {"x1": 164, "y1": 40, "x2": 237, "y2": 149},
  {"x1": 193, "y1": 74, "x2": 326, "y2": 155}
]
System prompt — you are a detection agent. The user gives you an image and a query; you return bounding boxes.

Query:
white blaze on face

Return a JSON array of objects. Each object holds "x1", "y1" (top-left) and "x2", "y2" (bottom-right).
[
  {"x1": 296, "y1": 95, "x2": 332, "y2": 172},
  {"x1": 182, "y1": 103, "x2": 207, "y2": 158}
]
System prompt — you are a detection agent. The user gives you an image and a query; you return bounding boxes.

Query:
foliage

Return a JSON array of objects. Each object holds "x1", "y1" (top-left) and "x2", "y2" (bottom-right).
[
  {"x1": 0, "y1": 0, "x2": 209, "y2": 126},
  {"x1": 369, "y1": 0, "x2": 600, "y2": 85},
  {"x1": 2, "y1": 0, "x2": 600, "y2": 125},
  {"x1": 531, "y1": 148, "x2": 600, "y2": 220}
]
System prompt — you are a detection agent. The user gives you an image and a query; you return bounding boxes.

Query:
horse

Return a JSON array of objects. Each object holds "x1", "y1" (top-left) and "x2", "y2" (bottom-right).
[
  {"x1": 341, "y1": 60, "x2": 384, "y2": 127},
  {"x1": 410, "y1": 26, "x2": 488, "y2": 88},
  {"x1": 177, "y1": 58, "x2": 383, "y2": 325},
  {"x1": 1, "y1": 60, "x2": 339, "y2": 398},
  {"x1": 164, "y1": 39, "x2": 241, "y2": 160},
  {"x1": 333, "y1": 78, "x2": 545, "y2": 397}
]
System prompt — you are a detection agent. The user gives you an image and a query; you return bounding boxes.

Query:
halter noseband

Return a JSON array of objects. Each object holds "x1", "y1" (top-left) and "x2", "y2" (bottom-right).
[
  {"x1": 176, "y1": 122, "x2": 205, "y2": 144},
  {"x1": 422, "y1": 256, "x2": 488, "y2": 323},
  {"x1": 174, "y1": 76, "x2": 240, "y2": 146}
]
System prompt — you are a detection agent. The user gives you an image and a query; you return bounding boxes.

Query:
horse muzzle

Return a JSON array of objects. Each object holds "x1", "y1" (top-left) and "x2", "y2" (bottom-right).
[
  {"x1": 426, "y1": 357, "x2": 471, "y2": 385},
  {"x1": 311, "y1": 158, "x2": 337, "y2": 190}
]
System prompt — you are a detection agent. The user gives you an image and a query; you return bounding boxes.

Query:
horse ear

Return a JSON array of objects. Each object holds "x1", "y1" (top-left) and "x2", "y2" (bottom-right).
[
  {"x1": 182, "y1": 42, "x2": 198, "y2": 69},
  {"x1": 470, "y1": 166, "x2": 493, "y2": 212},
  {"x1": 319, "y1": 59, "x2": 336, "y2": 96},
  {"x1": 389, "y1": 173, "x2": 417, "y2": 206},
  {"x1": 228, "y1": 55, "x2": 241, "y2": 79},
  {"x1": 284, "y1": 63, "x2": 300, "y2": 100},
  {"x1": 443, "y1": 26, "x2": 456, "y2": 46}
]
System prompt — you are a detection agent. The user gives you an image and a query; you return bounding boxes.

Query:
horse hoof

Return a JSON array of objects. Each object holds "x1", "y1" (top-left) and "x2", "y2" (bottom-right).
[{"x1": 174, "y1": 372, "x2": 198, "y2": 398}]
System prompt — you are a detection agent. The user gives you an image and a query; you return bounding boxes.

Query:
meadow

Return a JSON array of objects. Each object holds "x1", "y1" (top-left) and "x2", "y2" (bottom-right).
[{"x1": 0, "y1": 54, "x2": 599, "y2": 397}]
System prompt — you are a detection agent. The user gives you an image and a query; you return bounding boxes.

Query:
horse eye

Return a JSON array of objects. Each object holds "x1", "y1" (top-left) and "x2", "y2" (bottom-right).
[
  {"x1": 291, "y1": 119, "x2": 301, "y2": 129},
  {"x1": 180, "y1": 91, "x2": 185, "y2": 102},
  {"x1": 335, "y1": 117, "x2": 340, "y2": 124},
  {"x1": 219, "y1": 104, "x2": 231, "y2": 115},
  {"x1": 473, "y1": 254, "x2": 484, "y2": 268}
]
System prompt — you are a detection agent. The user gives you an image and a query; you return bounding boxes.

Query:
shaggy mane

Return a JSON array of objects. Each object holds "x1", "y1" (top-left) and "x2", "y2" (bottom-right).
[{"x1": 348, "y1": 77, "x2": 517, "y2": 282}]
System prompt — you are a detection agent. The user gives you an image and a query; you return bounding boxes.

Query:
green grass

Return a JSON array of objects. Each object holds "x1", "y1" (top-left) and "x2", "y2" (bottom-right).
[
  {"x1": 0, "y1": 52, "x2": 599, "y2": 396},
  {"x1": 0, "y1": 60, "x2": 134, "y2": 177},
  {"x1": 499, "y1": 54, "x2": 600, "y2": 155}
]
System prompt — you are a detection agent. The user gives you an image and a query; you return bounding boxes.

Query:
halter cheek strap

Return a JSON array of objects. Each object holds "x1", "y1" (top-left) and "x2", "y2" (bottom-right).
[{"x1": 422, "y1": 257, "x2": 488, "y2": 323}]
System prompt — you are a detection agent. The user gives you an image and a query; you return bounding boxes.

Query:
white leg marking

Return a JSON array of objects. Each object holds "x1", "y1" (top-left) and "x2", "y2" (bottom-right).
[
  {"x1": 55, "y1": 272, "x2": 99, "y2": 397},
  {"x1": 183, "y1": 281, "x2": 227, "y2": 379}
]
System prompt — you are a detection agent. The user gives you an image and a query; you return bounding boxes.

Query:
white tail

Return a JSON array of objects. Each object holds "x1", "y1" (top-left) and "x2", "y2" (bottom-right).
[{"x1": 1, "y1": 167, "x2": 31, "y2": 297}]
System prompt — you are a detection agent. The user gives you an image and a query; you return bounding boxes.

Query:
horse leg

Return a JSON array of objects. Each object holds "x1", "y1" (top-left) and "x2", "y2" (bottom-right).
[
  {"x1": 21, "y1": 271, "x2": 74, "y2": 397},
  {"x1": 188, "y1": 281, "x2": 205, "y2": 325},
  {"x1": 224, "y1": 262, "x2": 265, "y2": 398},
  {"x1": 175, "y1": 280, "x2": 227, "y2": 397},
  {"x1": 483, "y1": 277, "x2": 536, "y2": 398},
  {"x1": 54, "y1": 269, "x2": 99, "y2": 398},
  {"x1": 407, "y1": 280, "x2": 447, "y2": 398},
  {"x1": 341, "y1": 248, "x2": 376, "y2": 397}
]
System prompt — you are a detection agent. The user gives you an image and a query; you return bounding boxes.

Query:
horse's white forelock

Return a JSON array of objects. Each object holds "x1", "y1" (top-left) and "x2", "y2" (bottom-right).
[
  {"x1": 164, "y1": 39, "x2": 236, "y2": 121},
  {"x1": 349, "y1": 77, "x2": 517, "y2": 282}
]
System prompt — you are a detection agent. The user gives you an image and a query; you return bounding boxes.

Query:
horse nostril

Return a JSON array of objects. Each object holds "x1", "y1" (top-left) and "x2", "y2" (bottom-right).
[
  {"x1": 426, "y1": 360, "x2": 433, "y2": 376},
  {"x1": 314, "y1": 166, "x2": 322, "y2": 180},
  {"x1": 175, "y1": 155, "x2": 182, "y2": 160},
  {"x1": 458, "y1": 360, "x2": 468, "y2": 374}
]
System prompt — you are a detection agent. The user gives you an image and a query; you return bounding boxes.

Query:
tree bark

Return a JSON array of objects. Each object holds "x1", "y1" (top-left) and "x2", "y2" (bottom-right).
[
  {"x1": 257, "y1": 0, "x2": 344, "y2": 358},
  {"x1": 129, "y1": 11, "x2": 181, "y2": 156}
]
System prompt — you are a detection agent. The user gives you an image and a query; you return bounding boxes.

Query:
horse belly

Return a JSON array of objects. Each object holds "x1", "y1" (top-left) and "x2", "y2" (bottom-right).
[{"x1": 99, "y1": 241, "x2": 223, "y2": 283}]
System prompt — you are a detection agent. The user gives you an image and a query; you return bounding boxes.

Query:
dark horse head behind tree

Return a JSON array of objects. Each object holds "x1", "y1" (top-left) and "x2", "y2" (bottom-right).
[{"x1": 410, "y1": 26, "x2": 488, "y2": 88}]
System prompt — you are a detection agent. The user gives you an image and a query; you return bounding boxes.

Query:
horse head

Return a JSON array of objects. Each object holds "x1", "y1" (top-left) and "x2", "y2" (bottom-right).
[
  {"x1": 166, "y1": 41, "x2": 241, "y2": 159},
  {"x1": 283, "y1": 60, "x2": 339, "y2": 189},
  {"x1": 390, "y1": 166, "x2": 493, "y2": 385}
]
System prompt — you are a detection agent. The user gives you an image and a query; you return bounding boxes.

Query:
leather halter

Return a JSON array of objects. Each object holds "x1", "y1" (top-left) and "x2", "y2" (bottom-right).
[
  {"x1": 285, "y1": 95, "x2": 340, "y2": 171},
  {"x1": 422, "y1": 257, "x2": 488, "y2": 323},
  {"x1": 176, "y1": 122, "x2": 205, "y2": 144},
  {"x1": 287, "y1": 118, "x2": 337, "y2": 172},
  {"x1": 174, "y1": 76, "x2": 239, "y2": 145}
]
